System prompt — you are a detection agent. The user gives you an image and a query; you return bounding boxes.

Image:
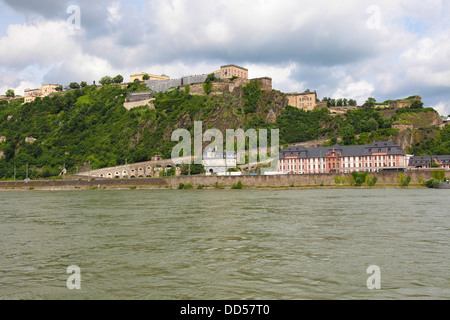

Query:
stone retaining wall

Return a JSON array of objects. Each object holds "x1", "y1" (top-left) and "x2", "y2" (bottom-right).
[{"x1": 0, "y1": 171, "x2": 435, "y2": 189}]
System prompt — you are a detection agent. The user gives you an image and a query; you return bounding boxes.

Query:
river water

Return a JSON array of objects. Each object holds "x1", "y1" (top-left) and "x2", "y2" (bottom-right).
[{"x1": 0, "y1": 189, "x2": 448, "y2": 300}]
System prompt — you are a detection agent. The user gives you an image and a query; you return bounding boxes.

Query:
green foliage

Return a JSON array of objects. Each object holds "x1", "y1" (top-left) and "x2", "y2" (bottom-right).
[
  {"x1": 142, "y1": 74, "x2": 150, "y2": 80},
  {"x1": 410, "y1": 100, "x2": 424, "y2": 109},
  {"x1": 69, "y1": 82, "x2": 80, "y2": 89},
  {"x1": 231, "y1": 180, "x2": 243, "y2": 189},
  {"x1": 180, "y1": 164, "x2": 206, "y2": 176},
  {"x1": 5, "y1": 89, "x2": 15, "y2": 98},
  {"x1": 243, "y1": 80, "x2": 262, "y2": 114},
  {"x1": 203, "y1": 82, "x2": 213, "y2": 95},
  {"x1": 113, "y1": 75, "x2": 124, "y2": 84},
  {"x1": 368, "y1": 176, "x2": 378, "y2": 187},
  {"x1": 99, "y1": 76, "x2": 113, "y2": 85},
  {"x1": 425, "y1": 179, "x2": 440, "y2": 189},
  {"x1": 363, "y1": 97, "x2": 376, "y2": 108},
  {"x1": 398, "y1": 173, "x2": 412, "y2": 187},
  {"x1": 80, "y1": 81, "x2": 88, "y2": 88},
  {"x1": 431, "y1": 171, "x2": 446, "y2": 181},
  {"x1": 178, "y1": 183, "x2": 185, "y2": 189},
  {"x1": 205, "y1": 73, "x2": 217, "y2": 83},
  {"x1": 351, "y1": 172, "x2": 369, "y2": 186},
  {"x1": 334, "y1": 176, "x2": 342, "y2": 184}
]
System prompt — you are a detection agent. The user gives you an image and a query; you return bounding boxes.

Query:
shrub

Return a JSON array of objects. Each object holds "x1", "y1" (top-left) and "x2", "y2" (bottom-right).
[
  {"x1": 184, "y1": 183, "x2": 194, "y2": 189},
  {"x1": 231, "y1": 180, "x2": 243, "y2": 189},
  {"x1": 425, "y1": 179, "x2": 440, "y2": 189},
  {"x1": 368, "y1": 176, "x2": 378, "y2": 187},
  {"x1": 333, "y1": 176, "x2": 342, "y2": 184},
  {"x1": 351, "y1": 172, "x2": 369, "y2": 187},
  {"x1": 431, "y1": 171, "x2": 445, "y2": 182},
  {"x1": 178, "y1": 183, "x2": 185, "y2": 189},
  {"x1": 398, "y1": 173, "x2": 412, "y2": 187}
]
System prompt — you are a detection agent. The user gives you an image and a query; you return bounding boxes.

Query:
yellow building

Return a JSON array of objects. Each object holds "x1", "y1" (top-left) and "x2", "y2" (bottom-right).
[
  {"x1": 286, "y1": 91, "x2": 318, "y2": 111},
  {"x1": 130, "y1": 73, "x2": 170, "y2": 83},
  {"x1": 24, "y1": 88, "x2": 42, "y2": 103},
  {"x1": 41, "y1": 84, "x2": 60, "y2": 96},
  {"x1": 24, "y1": 84, "x2": 60, "y2": 103},
  {"x1": 220, "y1": 64, "x2": 248, "y2": 80}
]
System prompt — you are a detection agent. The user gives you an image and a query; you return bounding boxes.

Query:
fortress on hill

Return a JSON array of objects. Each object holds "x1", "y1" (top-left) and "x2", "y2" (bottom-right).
[{"x1": 127, "y1": 64, "x2": 326, "y2": 112}]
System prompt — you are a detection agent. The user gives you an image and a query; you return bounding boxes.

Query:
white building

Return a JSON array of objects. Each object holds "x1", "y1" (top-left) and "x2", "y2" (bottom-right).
[{"x1": 203, "y1": 147, "x2": 237, "y2": 174}]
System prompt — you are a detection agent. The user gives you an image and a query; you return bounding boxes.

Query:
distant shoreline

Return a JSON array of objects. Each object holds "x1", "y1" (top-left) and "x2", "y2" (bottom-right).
[
  {"x1": 0, "y1": 170, "x2": 438, "y2": 191},
  {"x1": 0, "y1": 174, "x2": 426, "y2": 192}
]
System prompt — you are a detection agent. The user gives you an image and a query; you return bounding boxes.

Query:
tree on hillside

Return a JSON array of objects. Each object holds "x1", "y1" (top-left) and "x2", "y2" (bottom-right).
[
  {"x1": 55, "y1": 86, "x2": 63, "y2": 92},
  {"x1": 69, "y1": 82, "x2": 80, "y2": 89},
  {"x1": 142, "y1": 74, "x2": 150, "y2": 80},
  {"x1": 329, "y1": 99, "x2": 336, "y2": 107},
  {"x1": 80, "y1": 81, "x2": 88, "y2": 88},
  {"x1": 343, "y1": 98, "x2": 348, "y2": 106},
  {"x1": 5, "y1": 89, "x2": 15, "y2": 98},
  {"x1": 363, "y1": 97, "x2": 376, "y2": 108},
  {"x1": 99, "y1": 76, "x2": 113, "y2": 86},
  {"x1": 348, "y1": 99, "x2": 357, "y2": 106},
  {"x1": 205, "y1": 73, "x2": 217, "y2": 83},
  {"x1": 113, "y1": 75, "x2": 124, "y2": 84},
  {"x1": 410, "y1": 100, "x2": 424, "y2": 109}
]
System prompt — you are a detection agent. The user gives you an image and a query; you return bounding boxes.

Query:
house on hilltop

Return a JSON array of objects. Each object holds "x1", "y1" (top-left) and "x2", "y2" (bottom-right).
[{"x1": 24, "y1": 84, "x2": 60, "y2": 103}]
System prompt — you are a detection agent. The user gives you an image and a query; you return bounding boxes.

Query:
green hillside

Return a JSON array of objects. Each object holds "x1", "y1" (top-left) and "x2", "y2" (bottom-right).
[{"x1": 0, "y1": 81, "x2": 449, "y2": 180}]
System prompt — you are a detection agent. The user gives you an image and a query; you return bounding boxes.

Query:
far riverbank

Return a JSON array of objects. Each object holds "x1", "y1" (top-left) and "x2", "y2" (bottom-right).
[{"x1": 0, "y1": 170, "x2": 436, "y2": 191}]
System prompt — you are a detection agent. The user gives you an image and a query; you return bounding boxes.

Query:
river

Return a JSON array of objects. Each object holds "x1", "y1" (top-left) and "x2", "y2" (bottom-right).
[{"x1": 0, "y1": 189, "x2": 449, "y2": 300}]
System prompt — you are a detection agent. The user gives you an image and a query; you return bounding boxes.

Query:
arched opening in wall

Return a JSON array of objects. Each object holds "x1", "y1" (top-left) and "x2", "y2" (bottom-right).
[
  {"x1": 209, "y1": 169, "x2": 214, "y2": 174},
  {"x1": 134, "y1": 79, "x2": 140, "y2": 82},
  {"x1": 138, "y1": 168, "x2": 144, "y2": 178},
  {"x1": 122, "y1": 170, "x2": 128, "y2": 178},
  {"x1": 107, "y1": 172, "x2": 112, "y2": 179},
  {"x1": 99, "y1": 174, "x2": 104, "y2": 178},
  {"x1": 115, "y1": 172, "x2": 120, "y2": 179},
  {"x1": 130, "y1": 169, "x2": 136, "y2": 178}
]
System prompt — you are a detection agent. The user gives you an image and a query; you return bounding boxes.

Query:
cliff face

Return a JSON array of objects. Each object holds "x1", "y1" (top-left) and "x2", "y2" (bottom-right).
[
  {"x1": 172, "y1": 88, "x2": 288, "y2": 135},
  {"x1": 395, "y1": 128, "x2": 415, "y2": 152}
]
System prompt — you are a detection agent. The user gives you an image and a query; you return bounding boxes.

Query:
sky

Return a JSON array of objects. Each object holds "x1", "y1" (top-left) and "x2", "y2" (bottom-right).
[{"x1": 0, "y1": 0, "x2": 449, "y2": 116}]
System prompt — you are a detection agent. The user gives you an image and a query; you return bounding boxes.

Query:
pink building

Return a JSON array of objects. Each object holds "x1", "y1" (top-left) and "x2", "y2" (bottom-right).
[{"x1": 278, "y1": 141, "x2": 407, "y2": 174}]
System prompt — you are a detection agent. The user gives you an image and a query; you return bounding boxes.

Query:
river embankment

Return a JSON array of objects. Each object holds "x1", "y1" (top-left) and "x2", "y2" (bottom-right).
[{"x1": 0, "y1": 171, "x2": 435, "y2": 191}]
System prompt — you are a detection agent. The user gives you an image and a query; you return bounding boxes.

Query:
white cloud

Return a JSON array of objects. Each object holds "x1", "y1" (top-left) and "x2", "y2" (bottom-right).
[
  {"x1": 0, "y1": 0, "x2": 449, "y2": 114},
  {"x1": 333, "y1": 79, "x2": 375, "y2": 105},
  {"x1": 430, "y1": 102, "x2": 449, "y2": 117},
  {"x1": 107, "y1": 2, "x2": 122, "y2": 24}
]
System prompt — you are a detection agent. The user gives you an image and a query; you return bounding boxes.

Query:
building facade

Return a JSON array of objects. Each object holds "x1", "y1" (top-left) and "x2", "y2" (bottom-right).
[
  {"x1": 409, "y1": 155, "x2": 450, "y2": 169},
  {"x1": 388, "y1": 96, "x2": 422, "y2": 108},
  {"x1": 286, "y1": 91, "x2": 318, "y2": 111},
  {"x1": 220, "y1": 64, "x2": 248, "y2": 80},
  {"x1": 203, "y1": 147, "x2": 237, "y2": 174},
  {"x1": 278, "y1": 141, "x2": 407, "y2": 174},
  {"x1": 130, "y1": 73, "x2": 170, "y2": 83},
  {"x1": 24, "y1": 88, "x2": 42, "y2": 103},
  {"x1": 24, "y1": 84, "x2": 60, "y2": 103}
]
